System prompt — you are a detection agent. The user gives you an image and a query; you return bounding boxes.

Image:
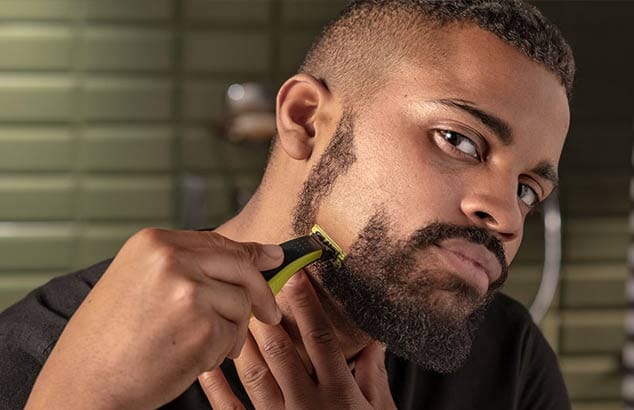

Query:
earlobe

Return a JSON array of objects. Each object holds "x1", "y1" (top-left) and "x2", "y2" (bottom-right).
[{"x1": 275, "y1": 74, "x2": 332, "y2": 161}]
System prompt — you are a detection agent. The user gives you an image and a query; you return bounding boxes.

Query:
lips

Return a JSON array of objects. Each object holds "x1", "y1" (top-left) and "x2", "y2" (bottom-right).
[{"x1": 433, "y1": 239, "x2": 502, "y2": 293}]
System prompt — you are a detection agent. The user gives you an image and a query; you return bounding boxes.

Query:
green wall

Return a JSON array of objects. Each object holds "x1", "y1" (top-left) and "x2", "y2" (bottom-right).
[{"x1": 0, "y1": 1, "x2": 631, "y2": 409}]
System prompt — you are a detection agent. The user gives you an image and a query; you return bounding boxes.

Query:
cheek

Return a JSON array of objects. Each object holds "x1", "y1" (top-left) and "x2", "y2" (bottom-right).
[{"x1": 315, "y1": 142, "x2": 467, "y2": 250}]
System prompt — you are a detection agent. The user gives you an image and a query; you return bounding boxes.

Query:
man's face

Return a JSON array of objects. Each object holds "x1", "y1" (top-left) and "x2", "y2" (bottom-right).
[{"x1": 290, "y1": 26, "x2": 570, "y2": 371}]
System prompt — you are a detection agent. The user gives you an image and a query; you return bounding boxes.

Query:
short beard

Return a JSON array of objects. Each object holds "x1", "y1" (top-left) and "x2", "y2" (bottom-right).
[
  {"x1": 291, "y1": 111, "x2": 356, "y2": 235},
  {"x1": 290, "y1": 112, "x2": 508, "y2": 373},
  {"x1": 311, "y1": 211, "x2": 508, "y2": 373}
]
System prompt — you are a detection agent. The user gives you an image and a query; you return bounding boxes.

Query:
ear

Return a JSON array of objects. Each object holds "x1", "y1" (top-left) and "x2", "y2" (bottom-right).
[{"x1": 275, "y1": 73, "x2": 334, "y2": 160}]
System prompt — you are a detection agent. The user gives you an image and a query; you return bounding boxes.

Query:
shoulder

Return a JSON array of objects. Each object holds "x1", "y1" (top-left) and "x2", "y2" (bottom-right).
[
  {"x1": 0, "y1": 259, "x2": 112, "y2": 408},
  {"x1": 479, "y1": 293, "x2": 571, "y2": 410},
  {"x1": 0, "y1": 259, "x2": 112, "y2": 362}
]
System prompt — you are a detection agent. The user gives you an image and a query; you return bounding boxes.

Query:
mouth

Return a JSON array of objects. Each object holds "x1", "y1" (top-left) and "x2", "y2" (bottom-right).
[{"x1": 432, "y1": 239, "x2": 502, "y2": 295}]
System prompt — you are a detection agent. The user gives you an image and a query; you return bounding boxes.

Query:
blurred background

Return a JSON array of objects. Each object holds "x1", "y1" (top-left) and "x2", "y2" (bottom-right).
[{"x1": 0, "y1": 1, "x2": 631, "y2": 409}]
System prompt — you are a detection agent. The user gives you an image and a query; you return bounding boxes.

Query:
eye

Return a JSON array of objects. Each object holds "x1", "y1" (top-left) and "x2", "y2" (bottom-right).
[
  {"x1": 435, "y1": 130, "x2": 480, "y2": 160},
  {"x1": 518, "y1": 183, "x2": 539, "y2": 207}
]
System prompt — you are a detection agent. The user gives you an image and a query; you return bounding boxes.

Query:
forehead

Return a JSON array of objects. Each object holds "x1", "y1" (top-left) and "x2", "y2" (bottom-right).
[{"x1": 384, "y1": 24, "x2": 570, "y2": 163}]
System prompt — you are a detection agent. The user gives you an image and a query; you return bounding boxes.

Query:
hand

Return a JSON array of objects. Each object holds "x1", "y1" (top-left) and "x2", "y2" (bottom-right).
[
  {"x1": 199, "y1": 270, "x2": 396, "y2": 410},
  {"x1": 26, "y1": 229, "x2": 284, "y2": 409}
]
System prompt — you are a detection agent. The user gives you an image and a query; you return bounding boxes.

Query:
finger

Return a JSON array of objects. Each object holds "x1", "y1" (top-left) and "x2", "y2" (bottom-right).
[
  {"x1": 200, "y1": 231, "x2": 284, "y2": 271},
  {"x1": 169, "y1": 279, "x2": 248, "y2": 361},
  {"x1": 195, "y1": 312, "x2": 241, "y2": 373},
  {"x1": 191, "y1": 247, "x2": 282, "y2": 325},
  {"x1": 160, "y1": 230, "x2": 284, "y2": 272},
  {"x1": 354, "y1": 342, "x2": 394, "y2": 408},
  {"x1": 199, "y1": 278, "x2": 252, "y2": 325},
  {"x1": 137, "y1": 229, "x2": 283, "y2": 326},
  {"x1": 283, "y1": 270, "x2": 351, "y2": 386},
  {"x1": 234, "y1": 331, "x2": 284, "y2": 408},
  {"x1": 191, "y1": 278, "x2": 251, "y2": 358},
  {"x1": 249, "y1": 318, "x2": 313, "y2": 402},
  {"x1": 198, "y1": 368, "x2": 246, "y2": 410}
]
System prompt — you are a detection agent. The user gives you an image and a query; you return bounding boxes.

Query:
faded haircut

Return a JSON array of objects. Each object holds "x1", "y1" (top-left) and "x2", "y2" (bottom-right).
[{"x1": 299, "y1": 0, "x2": 575, "y2": 106}]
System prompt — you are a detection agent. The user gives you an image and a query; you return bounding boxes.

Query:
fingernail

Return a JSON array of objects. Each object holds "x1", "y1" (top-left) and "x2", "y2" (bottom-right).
[
  {"x1": 275, "y1": 305, "x2": 283, "y2": 323},
  {"x1": 263, "y1": 244, "x2": 283, "y2": 259}
]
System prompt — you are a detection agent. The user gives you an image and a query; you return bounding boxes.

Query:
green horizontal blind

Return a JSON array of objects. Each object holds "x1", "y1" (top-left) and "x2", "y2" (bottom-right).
[{"x1": 0, "y1": 2, "x2": 631, "y2": 410}]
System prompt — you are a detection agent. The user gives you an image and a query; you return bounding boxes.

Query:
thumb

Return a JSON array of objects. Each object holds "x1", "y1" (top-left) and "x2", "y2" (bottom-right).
[
  {"x1": 354, "y1": 342, "x2": 396, "y2": 409},
  {"x1": 243, "y1": 242, "x2": 284, "y2": 271}
]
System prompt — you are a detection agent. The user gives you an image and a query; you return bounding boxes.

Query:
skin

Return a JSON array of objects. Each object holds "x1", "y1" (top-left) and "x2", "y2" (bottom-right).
[{"x1": 26, "y1": 24, "x2": 570, "y2": 409}]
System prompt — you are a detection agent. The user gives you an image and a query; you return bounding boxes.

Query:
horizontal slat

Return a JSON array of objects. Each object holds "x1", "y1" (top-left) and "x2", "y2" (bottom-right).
[
  {"x1": 561, "y1": 356, "x2": 622, "y2": 400},
  {"x1": 0, "y1": 223, "x2": 74, "y2": 270},
  {"x1": 185, "y1": 31, "x2": 269, "y2": 72},
  {"x1": 78, "y1": 176, "x2": 173, "y2": 220},
  {"x1": 81, "y1": 77, "x2": 171, "y2": 120},
  {"x1": 75, "y1": 222, "x2": 170, "y2": 268},
  {"x1": 202, "y1": 177, "x2": 233, "y2": 220},
  {"x1": 0, "y1": 74, "x2": 72, "y2": 121},
  {"x1": 0, "y1": 176, "x2": 74, "y2": 220},
  {"x1": 0, "y1": 24, "x2": 72, "y2": 70},
  {"x1": 182, "y1": 127, "x2": 270, "y2": 171},
  {"x1": 79, "y1": 0, "x2": 171, "y2": 21},
  {"x1": 0, "y1": 0, "x2": 73, "y2": 19},
  {"x1": 562, "y1": 264, "x2": 627, "y2": 308},
  {"x1": 561, "y1": 311, "x2": 624, "y2": 354},
  {"x1": 564, "y1": 218, "x2": 628, "y2": 262},
  {"x1": 81, "y1": 27, "x2": 172, "y2": 71},
  {"x1": 78, "y1": 126, "x2": 172, "y2": 171},
  {"x1": 184, "y1": 0, "x2": 270, "y2": 23},
  {"x1": 182, "y1": 80, "x2": 231, "y2": 120},
  {"x1": 0, "y1": 126, "x2": 72, "y2": 171}
]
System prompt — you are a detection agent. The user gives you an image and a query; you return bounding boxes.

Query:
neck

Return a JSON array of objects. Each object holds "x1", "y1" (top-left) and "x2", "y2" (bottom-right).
[{"x1": 214, "y1": 193, "x2": 369, "y2": 367}]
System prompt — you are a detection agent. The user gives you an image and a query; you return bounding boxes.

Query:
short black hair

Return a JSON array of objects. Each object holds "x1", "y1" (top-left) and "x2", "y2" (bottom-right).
[{"x1": 299, "y1": 0, "x2": 575, "y2": 104}]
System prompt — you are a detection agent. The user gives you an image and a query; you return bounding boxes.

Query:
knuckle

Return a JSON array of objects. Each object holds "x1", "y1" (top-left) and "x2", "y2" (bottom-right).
[
  {"x1": 262, "y1": 338, "x2": 293, "y2": 359},
  {"x1": 202, "y1": 231, "x2": 230, "y2": 249},
  {"x1": 171, "y1": 281, "x2": 200, "y2": 310},
  {"x1": 241, "y1": 363, "x2": 271, "y2": 386},
  {"x1": 236, "y1": 289, "x2": 252, "y2": 321},
  {"x1": 132, "y1": 227, "x2": 165, "y2": 246},
  {"x1": 198, "y1": 372, "x2": 222, "y2": 391},
  {"x1": 153, "y1": 243, "x2": 182, "y2": 274},
  {"x1": 288, "y1": 287, "x2": 312, "y2": 305},
  {"x1": 306, "y1": 328, "x2": 337, "y2": 345},
  {"x1": 197, "y1": 317, "x2": 222, "y2": 344},
  {"x1": 236, "y1": 242, "x2": 261, "y2": 265}
]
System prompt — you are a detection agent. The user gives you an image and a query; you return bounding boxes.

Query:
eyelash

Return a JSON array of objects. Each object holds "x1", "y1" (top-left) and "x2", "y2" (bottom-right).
[
  {"x1": 433, "y1": 129, "x2": 543, "y2": 210},
  {"x1": 527, "y1": 201, "x2": 545, "y2": 216}
]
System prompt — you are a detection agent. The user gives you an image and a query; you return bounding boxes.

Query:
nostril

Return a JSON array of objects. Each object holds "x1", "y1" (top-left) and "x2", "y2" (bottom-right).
[{"x1": 474, "y1": 211, "x2": 491, "y2": 221}]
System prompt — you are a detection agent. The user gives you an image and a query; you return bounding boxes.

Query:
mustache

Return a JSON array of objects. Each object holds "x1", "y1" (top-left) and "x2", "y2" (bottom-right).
[{"x1": 407, "y1": 222, "x2": 509, "y2": 290}]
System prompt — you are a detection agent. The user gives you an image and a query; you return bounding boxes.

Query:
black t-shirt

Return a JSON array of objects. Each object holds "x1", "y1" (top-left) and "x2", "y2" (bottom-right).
[{"x1": 0, "y1": 259, "x2": 571, "y2": 409}]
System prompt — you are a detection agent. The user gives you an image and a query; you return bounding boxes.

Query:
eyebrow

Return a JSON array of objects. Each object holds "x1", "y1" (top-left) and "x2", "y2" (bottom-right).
[
  {"x1": 532, "y1": 161, "x2": 559, "y2": 190},
  {"x1": 428, "y1": 98, "x2": 559, "y2": 189},
  {"x1": 429, "y1": 98, "x2": 513, "y2": 145}
]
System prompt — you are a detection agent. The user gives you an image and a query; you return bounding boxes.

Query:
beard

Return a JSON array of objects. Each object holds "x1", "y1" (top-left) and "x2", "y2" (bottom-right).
[{"x1": 290, "y1": 111, "x2": 509, "y2": 373}]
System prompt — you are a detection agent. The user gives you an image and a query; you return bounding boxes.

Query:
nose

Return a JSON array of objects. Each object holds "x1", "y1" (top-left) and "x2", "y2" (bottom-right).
[{"x1": 460, "y1": 178, "x2": 523, "y2": 242}]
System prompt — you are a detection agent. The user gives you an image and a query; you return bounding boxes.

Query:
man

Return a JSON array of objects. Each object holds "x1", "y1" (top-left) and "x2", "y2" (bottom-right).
[{"x1": 0, "y1": 0, "x2": 575, "y2": 409}]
